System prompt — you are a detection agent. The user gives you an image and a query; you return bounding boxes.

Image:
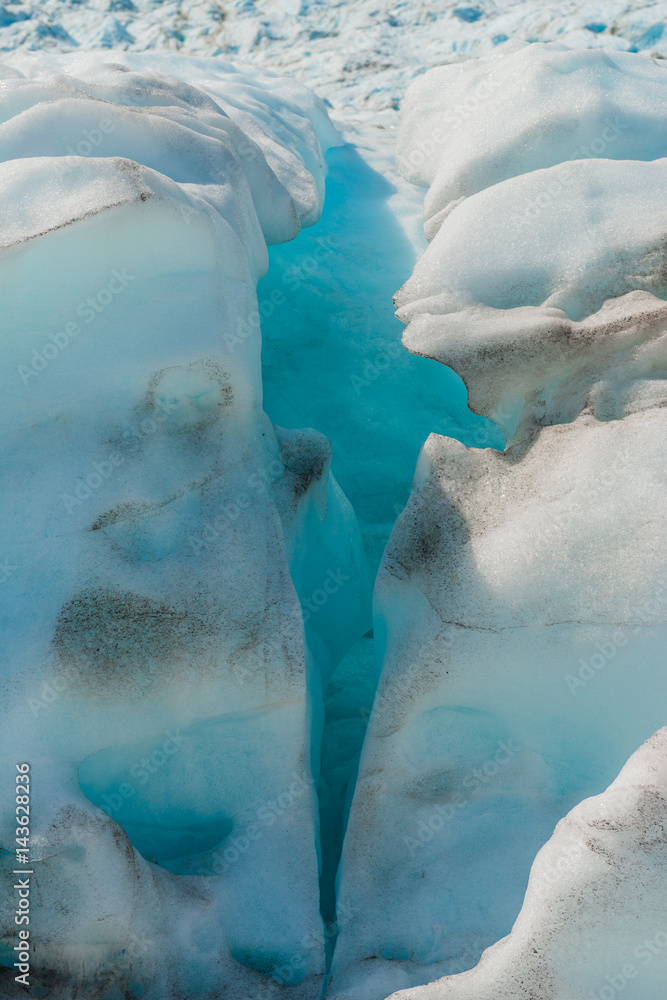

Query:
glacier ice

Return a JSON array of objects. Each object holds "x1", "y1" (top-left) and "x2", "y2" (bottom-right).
[
  {"x1": 395, "y1": 155, "x2": 667, "y2": 440},
  {"x1": 0, "y1": 22, "x2": 665, "y2": 1000},
  {"x1": 0, "y1": 55, "x2": 370, "y2": 998},
  {"x1": 329, "y1": 406, "x2": 667, "y2": 999},
  {"x1": 2, "y1": 1, "x2": 667, "y2": 115},
  {"x1": 328, "y1": 43, "x2": 667, "y2": 1000},
  {"x1": 387, "y1": 726, "x2": 667, "y2": 1000},
  {"x1": 397, "y1": 44, "x2": 667, "y2": 237}
]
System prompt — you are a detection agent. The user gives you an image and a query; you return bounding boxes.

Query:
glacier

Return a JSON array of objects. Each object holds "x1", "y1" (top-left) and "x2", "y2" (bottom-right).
[
  {"x1": 0, "y1": 11, "x2": 665, "y2": 1000},
  {"x1": 329, "y1": 39, "x2": 667, "y2": 1000},
  {"x1": 0, "y1": 54, "x2": 370, "y2": 998},
  {"x1": 388, "y1": 727, "x2": 667, "y2": 1000}
]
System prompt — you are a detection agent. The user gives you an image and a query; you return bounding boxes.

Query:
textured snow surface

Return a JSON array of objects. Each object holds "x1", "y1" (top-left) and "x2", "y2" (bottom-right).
[
  {"x1": 397, "y1": 44, "x2": 667, "y2": 234},
  {"x1": 330, "y1": 407, "x2": 667, "y2": 999},
  {"x1": 1, "y1": 1, "x2": 667, "y2": 117},
  {"x1": 396, "y1": 155, "x2": 667, "y2": 438}
]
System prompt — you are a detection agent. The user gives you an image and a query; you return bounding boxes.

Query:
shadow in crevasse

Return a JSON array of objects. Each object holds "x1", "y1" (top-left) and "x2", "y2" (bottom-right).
[
  {"x1": 257, "y1": 141, "x2": 501, "y2": 954},
  {"x1": 258, "y1": 142, "x2": 502, "y2": 579}
]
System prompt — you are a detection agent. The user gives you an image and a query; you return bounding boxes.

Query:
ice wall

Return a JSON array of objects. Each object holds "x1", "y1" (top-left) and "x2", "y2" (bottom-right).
[
  {"x1": 328, "y1": 44, "x2": 667, "y2": 1000},
  {"x1": 388, "y1": 727, "x2": 667, "y2": 1000},
  {"x1": 0, "y1": 55, "x2": 369, "y2": 999}
]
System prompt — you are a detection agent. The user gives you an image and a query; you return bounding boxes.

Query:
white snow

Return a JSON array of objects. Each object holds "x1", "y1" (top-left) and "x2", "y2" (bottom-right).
[
  {"x1": 1, "y1": 1, "x2": 667, "y2": 119},
  {"x1": 397, "y1": 44, "x2": 667, "y2": 237},
  {"x1": 395, "y1": 155, "x2": 667, "y2": 438},
  {"x1": 329, "y1": 406, "x2": 667, "y2": 1000}
]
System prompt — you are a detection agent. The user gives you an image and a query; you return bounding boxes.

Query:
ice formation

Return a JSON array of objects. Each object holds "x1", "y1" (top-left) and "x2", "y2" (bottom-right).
[
  {"x1": 328, "y1": 43, "x2": 667, "y2": 1000},
  {"x1": 0, "y1": 16, "x2": 665, "y2": 1000},
  {"x1": 2, "y1": 1, "x2": 667, "y2": 115},
  {"x1": 396, "y1": 155, "x2": 667, "y2": 439},
  {"x1": 397, "y1": 44, "x2": 667, "y2": 236},
  {"x1": 0, "y1": 55, "x2": 370, "y2": 998},
  {"x1": 388, "y1": 726, "x2": 667, "y2": 1000}
]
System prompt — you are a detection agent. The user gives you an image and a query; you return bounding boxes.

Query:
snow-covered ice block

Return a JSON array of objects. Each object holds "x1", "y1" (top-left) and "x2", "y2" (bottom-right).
[
  {"x1": 395, "y1": 157, "x2": 667, "y2": 439},
  {"x1": 0, "y1": 52, "x2": 341, "y2": 242},
  {"x1": 0, "y1": 58, "x2": 367, "y2": 999},
  {"x1": 335, "y1": 42, "x2": 667, "y2": 1000},
  {"x1": 397, "y1": 44, "x2": 667, "y2": 238},
  {"x1": 328, "y1": 404, "x2": 667, "y2": 1000},
  {"x1": 387, "y1": 726, "x2": 667, "y2": 1000}
]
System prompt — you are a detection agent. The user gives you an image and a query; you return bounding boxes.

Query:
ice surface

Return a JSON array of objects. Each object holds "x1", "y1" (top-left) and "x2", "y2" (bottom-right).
[
  {"x1": 395, "y1": 156, "x2": 667, "y2": 439},
  {"x1": 0, "y1": 58, "x2": 369, "y2": 998},
  {"x1": 328, "y1": 42, "x2": 667, "y2": 1000},
  {"x1": 329, "y1": 406, "x2": 667, "y2": 1000},
  {"x1": 1, "y1": 51, "x2": 341, "y2": 240},
  {"x1": 2, "y1": 2, "x2": 667, "y2": 118},
  {"x1": 397, "y1": 44, "x2": 667, "y2": 236},
  {"x1": 387, "y1": 726, "x2": 667, "y2": 1000},
  {"x1": 394, "y1": 44, "x2": 667, "y2": 439},
  {"x1": 0, "y1": 13, "x2": 665, "y2": 1000}
]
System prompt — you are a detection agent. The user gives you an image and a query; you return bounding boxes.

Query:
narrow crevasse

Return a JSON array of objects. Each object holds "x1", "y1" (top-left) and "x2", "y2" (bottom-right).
[
  {"x1": 257, "y1": 126, "x2": 501, "y2": 942},
  {"x1": 0, "y1": 36, "x2": 665, "y2": 1000}
]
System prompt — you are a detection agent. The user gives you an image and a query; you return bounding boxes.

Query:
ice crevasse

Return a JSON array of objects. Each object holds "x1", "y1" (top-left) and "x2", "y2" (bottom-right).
[
  {"x1": 329, "y1": 43, "x2": 667, "y2": 1000},
  {"x1": 0, "y1": 51, "x2": 371, "y2": 999},
  {"x1": 0, "y1": 39, "x2": 665, "y2": 1000}
]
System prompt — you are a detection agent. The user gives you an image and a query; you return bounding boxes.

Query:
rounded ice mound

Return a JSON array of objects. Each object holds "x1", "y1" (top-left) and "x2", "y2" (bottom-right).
[
  {"x1": 397, "y1": 43, "x2": 667, "y2": 238},
  {"x1": 395, "y1": 156, "x2": 667, "y2": 438},
  {"x1": 387, "y1": 727, "x2": 667, "y2": 1000},
  {"x1": 0, "y1": 52, "x2": 341, "y2": 244}
]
